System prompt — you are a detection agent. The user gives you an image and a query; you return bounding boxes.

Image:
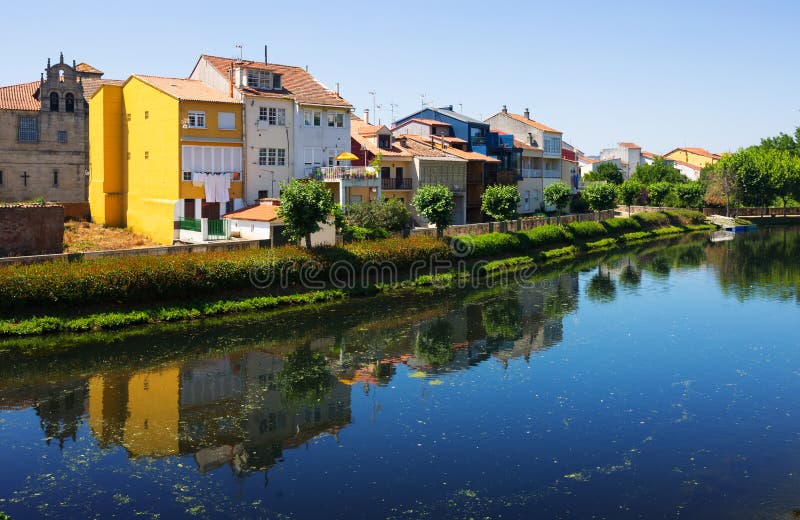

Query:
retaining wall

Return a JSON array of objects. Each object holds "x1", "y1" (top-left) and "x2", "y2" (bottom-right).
[
  {"x1": 0, "y1": 205, "x2": 64, "y2": 257},
  {"x1": 409, "y1": 211, "x2": 616, "y2": 237}
]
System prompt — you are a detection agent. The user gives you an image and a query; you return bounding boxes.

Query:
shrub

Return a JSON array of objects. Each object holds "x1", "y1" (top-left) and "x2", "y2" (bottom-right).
[
  {"x1": 662, "y1": 209, "x2": 706, "y2": 226},
  {"x1": 482, "y1": 184, "x2": 520, "y2": 221},
  {"x1": 566, "y1": 221, "x2": 606, "y2": 239},
  {"x1": 582, "y1": 183, "x2": 618, "y2": 212},
  {"x1": 568, "y1": 193, "x2": 590, "y2": 214},
  {"x1": 647, "y1": 182, "x2": 673, "y2": 207},
  {"x1": 632, "y1": 211, "x2": 670, "y2": 228},
  {"x1": 344, "y1": 225, "x2": 390, "y2": 241},
  {"x1": 602, "y1": 217, "x2": 641, "y2": 233},
  {"x1": 345, "y1": 199, "x2": 410, "y2": 231},
  {"x1": 543, "y1": 182, "x2": 572, "y2": 215},
  {"x1": 454, "y1": 232, "x2": 522, "y2": 257},
  {"x1": 651, "y1": 226, "x2": 685, "y2": 236},
  {"x1": 413, "y1": 184, "x2": 455, "y2": 236},
  {"x1": 619, "y1": 231, "x2": 652, "y2": 242},
  {"x1": 519, "y1": 225, "x2": 572, "y2": 248},
  {"x1": 585, "y1": 238, "x2": 617, "y2": 251}
]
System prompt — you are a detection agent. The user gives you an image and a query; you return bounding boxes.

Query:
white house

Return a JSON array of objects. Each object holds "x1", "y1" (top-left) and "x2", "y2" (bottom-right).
[
  {"x1": 598, "y1": 142, "x2": 644, "y2": 179},
  {"x1": 190, "y1": 55, "x2": 352, "y2": 204},
  {"x1": 222, "y1": 198, "x2": 335, "y2": 246}
]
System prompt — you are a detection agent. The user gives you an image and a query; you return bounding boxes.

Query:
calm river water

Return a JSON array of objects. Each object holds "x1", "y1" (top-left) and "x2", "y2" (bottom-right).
[{"x1": 1, "y1": 227, "x2": 800, "y2": 519}]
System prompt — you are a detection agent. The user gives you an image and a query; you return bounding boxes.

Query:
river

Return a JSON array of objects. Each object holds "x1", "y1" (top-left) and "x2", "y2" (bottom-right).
[{"x1": 1, "y1": 227, "x2": 799, "y2": 519}]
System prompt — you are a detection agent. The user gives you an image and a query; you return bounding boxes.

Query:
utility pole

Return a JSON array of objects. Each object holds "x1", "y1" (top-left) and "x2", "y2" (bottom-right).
[
  {"x1": 369, "y1": 91, "x2": 376, "y2": 125},
  {"x1": 389, "y1": 102, "x2": 398, "y2": 125}
]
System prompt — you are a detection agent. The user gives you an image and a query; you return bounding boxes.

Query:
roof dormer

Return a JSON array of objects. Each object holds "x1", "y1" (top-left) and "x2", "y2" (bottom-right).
[{"x1": 242, "y1": 67, "x2": 282, "y2": 91}]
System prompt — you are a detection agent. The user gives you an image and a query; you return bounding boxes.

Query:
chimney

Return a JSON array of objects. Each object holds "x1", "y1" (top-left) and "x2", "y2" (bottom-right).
[
  {"x1": 502, "y1": 105, "x2": 507, "y2": 114},
  {"x1": 258, "y1": 198, "x2": 281, "y2": 206},
  {"x1": 524, "y1": 108, "x2": 530, "y2": 119},
  {"x1": 364, "y1": 109, "x2": 370, "y2": 125},
  {"x1": 335, "y1": 82, "x2": 340, "y2": 95},
  {"x1": 229, "y1": 66, "x2": 233, "y2": 98},
  {"x1": 264, "y1": 45, "x2": 268, "y2": 66}
]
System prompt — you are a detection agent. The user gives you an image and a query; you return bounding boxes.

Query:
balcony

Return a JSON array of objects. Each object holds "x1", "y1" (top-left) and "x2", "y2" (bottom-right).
[
  {"x1": 306, "y1": 166, "x2": 381, "y2": 187},
  {"x1": 520, "y1": 168, "x2": 543, "y2": 179},
  {"x1": 543, "y1": 169, "x2": 562, "y2": 178},
  {"x1": 381, "y1": 178, "x2": 412, "y2": 190},
  {"x1": 470, "y1": 136, "x2": 486, "y2": 146}
]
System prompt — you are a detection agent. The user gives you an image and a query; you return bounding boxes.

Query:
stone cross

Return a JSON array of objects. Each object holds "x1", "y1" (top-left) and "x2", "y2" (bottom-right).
[{"x1": 20, "y1": 172, "x2": 30, "y2": 186}]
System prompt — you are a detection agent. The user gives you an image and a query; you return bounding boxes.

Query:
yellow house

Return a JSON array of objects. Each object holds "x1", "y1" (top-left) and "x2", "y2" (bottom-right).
[
  {"x1": 89, "y1": 75, "x2": 244, "y2": 244},
  {"x1": 663, "y1": 147, "x2": 720, "y2": 169}
]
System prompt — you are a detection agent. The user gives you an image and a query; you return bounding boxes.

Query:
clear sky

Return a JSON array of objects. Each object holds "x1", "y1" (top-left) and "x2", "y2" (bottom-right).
[{"x1": 3, "y1": 0, "x2": 798, "y2": 155}]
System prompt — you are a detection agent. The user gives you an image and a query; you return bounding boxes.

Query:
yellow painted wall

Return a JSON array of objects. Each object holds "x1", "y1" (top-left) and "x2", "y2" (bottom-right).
[
  {"x1": 664, "y1": 150, "x2": 717, "y2": 168},
  {"x1": 123, "y1": 77, "x2": 181, "y2": 245},
  {"x1": 124, "y1": 368, "x2": 180, "y2": 458},
  {"x1": 88, "y1": 85, "x2": 125, "y2": 226}
]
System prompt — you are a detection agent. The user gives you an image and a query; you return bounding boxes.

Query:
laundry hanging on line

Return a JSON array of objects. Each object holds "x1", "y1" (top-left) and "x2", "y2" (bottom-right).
[{"x1": 193, "y1": 172, "x2": 232, "y2": 204}]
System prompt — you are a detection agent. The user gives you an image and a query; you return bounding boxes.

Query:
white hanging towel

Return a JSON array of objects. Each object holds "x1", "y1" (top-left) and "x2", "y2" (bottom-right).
[
  {"x1": 217, "y1": 173, "x2": 230, "y2": 204},
  {"x1": 192, "y1": 172, "x2": 205, "y2": 188},
  {"x1": 203, "y1": 173, "x2": 217, "y2": 203}
]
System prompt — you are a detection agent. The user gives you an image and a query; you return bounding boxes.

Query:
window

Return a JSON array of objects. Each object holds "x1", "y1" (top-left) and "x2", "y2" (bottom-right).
[
  {"x1": 18, "y1": 116, "x2": 38, "y2": 142},
  {"x1": 182, "y1": 171, "x2": 192, "y2": 181},
  {"x1": 327, "y1": 112, "x2": 344, "y2": 128},
  {"x1": 126, "y1": 113, "x2": 131, "y2": 121},
  {"x1": 187, "y1": 111, "x2": 205, "y2": 128},
  {"x1": 544, "y1": 136, "x2": 561, "y2": 155},
  {"x1": 259, "y1": 107, "x2": 268, "y2": 121},
  {"x1": 144, "y1": 151, "x2": 149, "y2": 159},
  {"x1": 246, "y1": 69, "x2": 272, "y2": 90},
  {"x1": 58, "y1": 131, "x2": 67, "y2": 144},
  {"x1": 0, "y1": 171, "x2": 3, "y2": 185},
  {"x1": 144, "y1": 111, "x2": 149, "y2": 120},
  {"x1": 259, "y1": 148, "x2": 267, "y2": 166},
  {"x1": 304, "y1": 110, "x2": 321, "y2": 126},
  {"x1": 524, "y1": 190, "x2": 530, "y2": 211},
  {"x1": 53, "y1": 170, "x2": 59, "y2": 187},
  {"x1": 65, "y1": 93, "x2": 75, "y2": 113},
  {"x1": 218, "y1": 112, "x2": 235, "y2": 130},
  {"x1": 268, "y1": 108, "x2": 285, "y2": 126},
  {"x1": 50, "y1": 92, "x2": 59, "y2": 112},
  {"x1": 258, "y1": 190, "x2": 269, "y2": 199},
  {"x1": 267, "y1": 148, "x2": 286, "y2": 166},
  {"x1": 273, "y1": 74, "x2": 282, "y2": 90}
]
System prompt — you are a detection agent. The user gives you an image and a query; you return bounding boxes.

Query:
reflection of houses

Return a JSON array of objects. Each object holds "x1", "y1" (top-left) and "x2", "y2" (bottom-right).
[
  {"x1": 0, "y1": 379, "x2": 88, "y2": 449},
  {"x1": 85, "y1": 351, "x2": 351, "y2": 477}
]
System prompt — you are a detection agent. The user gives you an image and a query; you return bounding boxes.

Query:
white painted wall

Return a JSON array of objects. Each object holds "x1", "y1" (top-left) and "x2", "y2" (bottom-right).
[
  {"x1": 293, "y1": 105, "x2": 351, "y2": 179},
  {"x1": 243, "y1": 96, "x2": 295, "y2": 203},
  {"x1": 228, "y1": 218, "x2": 272, "y2": 240}
]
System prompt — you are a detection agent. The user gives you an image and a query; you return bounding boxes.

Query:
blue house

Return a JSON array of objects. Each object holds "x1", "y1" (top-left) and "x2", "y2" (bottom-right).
[{"x1": 393, "y1": 105, "x2": 520, "y2": 187}]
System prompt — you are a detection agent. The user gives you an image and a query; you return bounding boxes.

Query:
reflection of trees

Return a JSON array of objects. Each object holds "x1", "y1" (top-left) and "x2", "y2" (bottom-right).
[
  {"x1": 619, "y1": 264, "x2": 641, "y2": 288},
  {"x1": 482, "y1": 299, "x2": 523, "y2": 342},
  {"x1": 707, "y1": 227, "x2": 800, "y2": 301},
  {"x1": 542, "y1": 275, "x2": 579, "y2": 319},
  {"x1": 587, "y1": 266, "x2": 616, "y2": 303},
  {"x1": 276, "y1": 346, "x2": 333, "y2": 407},
  {"x1": 415, "y1": 319, "x2": 454, "y2": 365}
]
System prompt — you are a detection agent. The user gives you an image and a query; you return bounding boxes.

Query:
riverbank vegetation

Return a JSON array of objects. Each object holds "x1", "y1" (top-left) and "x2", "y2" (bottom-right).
[{"x1": 0, "y1": 210, "x2": 713, "y2": 337}]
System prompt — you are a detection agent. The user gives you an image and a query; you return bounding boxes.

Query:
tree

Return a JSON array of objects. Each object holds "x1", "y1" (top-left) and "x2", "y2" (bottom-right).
[
  {"x1": 702, "y1": 157, "x2": 738, "y2": 216},
  {"x1": 647, "y1": 181, "x2": 672, "y2": 207},
  {"x1": 415, "y1": 319, "x2": 454, "y2": 365},
  {"x1": 481, "y1": 184, "x2": 520, "y2": 222},
  {"x1": 543, "y1": 182, "x2": 572, "y2": 220},
  {"x1": 632, "y1": 156, "x2": 687, "y2": 185},
  {"x1": 760, "y1": 127, "x2": 800, "y2": 154},
  {"x1": 345, "y1": 198, "x2": 410, "y2": 231},
  {"x1": 277, "y1": 346, "x2": 333, "y2": 407},
  {"x1": 582, "y1": 183, "x2": 617, "y2": 212},
  {"x1": 617, "y1": 180, "x2": 644, "y2": 215},
  {"x1": 675, "y1": 181, "x2": 706, "y2": 211},
  {"x1": 585, "y1": 161, "x2": 624, "y2": 184},
  {"x1": 278, "y1": 179, "x2": 336, "y2": 248},
  {"x1": 764, "y1": 150, "x2": 800, "y2": 215},
  {"x1": 412, "y1": 184, "x2": 455, "y2": 237},
  {"x1": 735, "y1": 147, "x2": 774, "y2": 215}
]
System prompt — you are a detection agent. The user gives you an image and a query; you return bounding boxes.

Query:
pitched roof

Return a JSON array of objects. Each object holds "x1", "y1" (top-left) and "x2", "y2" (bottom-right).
[
  {"x1": 513, "y1": 138, "x2": 543, "y2": 152},
  {"x1": 200, "y1": 55, "x2": 351, "y2": 108},
  {"x1": 665, "y1": 147, "x2": 720, "y2": 160},
  {"x1": 670, "y1": 159, "x2": 703, "y2": 171},
  {"x1": 351, "y1": 116, "x2": 413, "y2": 158},
  {"x1": 76, "y1": 63, "x2": 103, "y2": 75},
  {"x1": 407, "y1": 118, "x2": 451, "y2": 127},
  {"x1": 133, "y1": 75, "x2": 240, "y2": 104},
  {"x1": 404, "y1": 135, "x2": 498, "y2": 162},
  {"x1": 395, "y1": 135, "x2": 466, "y2": 160},
  {"x1": 500, "y1": 112, "x2": 561, "y2": 134},
  {"x1": 618, "y1": 142, "x2": 641, "y2": 149},
  {"x1": 0, "y1": 81, "x2": 39, "y2": 110},
  {"x1": 579, "y1": 156, "x2": 600, "y2": 164},
  {"x1": 222, "y1": 204, "x2": 282, "y2": 222},
  {"x1": 82, "y1": 78, "x2": 124, "y2": 99},
  {"x1": 641, "y1": 151, "x2": 657, "y2": 158}
]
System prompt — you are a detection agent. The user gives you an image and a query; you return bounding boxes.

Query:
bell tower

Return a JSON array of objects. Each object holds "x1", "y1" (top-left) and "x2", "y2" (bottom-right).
[{"x1": 40, "y1": 52, "x2": 83, "y2": 114}]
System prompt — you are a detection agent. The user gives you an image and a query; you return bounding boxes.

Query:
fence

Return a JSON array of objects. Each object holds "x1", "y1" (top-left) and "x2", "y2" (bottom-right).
[
  {"x1": 702, "y1": 207, "x2": 800, "y2": 217},
  {"x1": 409, "y1": 210, "x2": 616, "y2": 238}
]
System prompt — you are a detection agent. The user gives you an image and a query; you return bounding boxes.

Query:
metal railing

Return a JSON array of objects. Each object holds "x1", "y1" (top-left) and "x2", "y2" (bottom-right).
[
  {"x1": 307, "y1": 166, "x2": 380, "y2": 181},
  {"x1": 520, "y1": 168, "x2": 543, "y2": 178},
  {"x1": 180, "y1": 218, "x2": 201, "y2": 232},
  {"x1": 381, "y1": 178, "x2": 412, "y2": 190},
  {"x1": 207, "y1": 219, "x2": 227, "y2": 240},
  {"x1": 543, "y1": 169, "x2": 562, "y2": 178}
]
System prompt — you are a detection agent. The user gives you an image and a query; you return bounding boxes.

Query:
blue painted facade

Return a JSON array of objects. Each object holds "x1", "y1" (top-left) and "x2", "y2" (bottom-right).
[{"x1": 393, "y1": 106, "x2": 488, "y2": 151}]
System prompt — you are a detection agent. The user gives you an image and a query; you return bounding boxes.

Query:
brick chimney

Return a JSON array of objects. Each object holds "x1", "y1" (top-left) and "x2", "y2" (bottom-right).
[{"x1": 364, "y1": 108, "x2": 370, "y2": 125}]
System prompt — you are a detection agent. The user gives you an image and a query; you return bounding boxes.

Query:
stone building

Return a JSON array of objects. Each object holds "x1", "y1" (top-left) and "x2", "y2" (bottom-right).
[{"x1": 0, "y1": 53, "x2": 116, "y2": 203}]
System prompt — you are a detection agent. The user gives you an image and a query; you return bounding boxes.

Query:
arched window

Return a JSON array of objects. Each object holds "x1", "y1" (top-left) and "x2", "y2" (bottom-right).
[
  {"x1": 65, "y1": 93, "x2": 75, "y2": 113},
  {"x1": 58, "y1": 70, "x2": 64, "y2": 83},
  {"x1": 49, "y1": 92, "x2": 59, "y2": 112}
]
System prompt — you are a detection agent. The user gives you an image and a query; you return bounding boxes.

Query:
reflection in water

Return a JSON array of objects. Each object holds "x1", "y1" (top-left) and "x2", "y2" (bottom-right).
[{"x1": 4, "y1": 229, "x2": 800, "y2": 518}]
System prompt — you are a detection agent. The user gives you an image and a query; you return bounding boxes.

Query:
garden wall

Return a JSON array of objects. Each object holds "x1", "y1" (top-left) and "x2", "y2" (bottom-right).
[
  {"x1": 410, "y1": 211, "x2": 616, "y2": 237},
  {"x1": 0, "y1": 205, "x2": 64, "y2": 257}
]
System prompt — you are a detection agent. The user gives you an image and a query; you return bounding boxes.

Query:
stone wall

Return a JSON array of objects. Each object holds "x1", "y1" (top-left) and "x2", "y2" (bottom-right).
[
  {"x1": 409, "y1": 210, "x2": 616, "y2": 237},
  {"x1": 0, "y1": 205, "x2": 64, "y2": 257},
  {"x1": 703, "y1": 207, "x2": 800, "y2": 217}
]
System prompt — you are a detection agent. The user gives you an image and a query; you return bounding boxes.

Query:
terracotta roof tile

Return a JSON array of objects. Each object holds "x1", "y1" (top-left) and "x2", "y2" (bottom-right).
[
  {"x1": 513, "y1": 138, "x2": 542, "y2": 151},
  {"x1": 351, "y1": 116, "x2": 413, "y2": 158},
  {"x1": 670, "y1": 159, "x2": 702, "y2": 171},
  {"x1": 503, "y1": 112, "x2": 561, "y2": 134},
  {"x1": 404, "y1": 135, "x2": 497, "y2": 162},
  {"x1": 0, "y1": 81, "x2": 39, "y2": 110},
  {"x1": 201, "y1": 55, "x2": 351, "y2": 107},
  {"x1": 134, "y1": 75, "x2": 240, "y2": 104},
  {"x1": 222, "y1": 204, "x2": 281, "y2": 222},
  {"x1": 618, "y1": 142, "x2": 641, "y2": 149},
  {"x1": 76, "y1": 63, "x2": 103, "y2": 75},
  {"x1": 82, "y1": 78, "x2": 124, "y2": 99},
  {"x1": 641, "y1": 151, "x2": 657, "y2": 158},
  {"x1": 665, "y1": 147, "x2": 720, "y2": 160}
]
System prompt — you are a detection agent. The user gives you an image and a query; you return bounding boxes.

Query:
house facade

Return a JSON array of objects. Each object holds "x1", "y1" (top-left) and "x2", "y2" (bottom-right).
[
  {"x1": 89, "y1": 75, "x2": 244, "y2": 244},
  {"x1": 598, "y1": 142, "x2": 643, "y2": 179},
  {"x1": 663, "y1": 147, "x2": 720, "y2": 169},
  {"x1": 0, "y1": 54, "x2": 113, "y2": 203},
  {"x1": 190, "y1": 55, "x2": 353, "y2": 204}
]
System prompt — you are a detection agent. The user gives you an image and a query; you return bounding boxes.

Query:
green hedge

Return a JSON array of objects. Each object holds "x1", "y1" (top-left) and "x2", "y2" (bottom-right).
[
  {"x1": 602, "y1": 217, "x2": 642, "y2": 233},
  {"x1": 518, "y1": 224, "x2": 572, "y2": 248},
  {"x1": 662, "y1": 209, "x2": 706, "y2": 226},
  {"x1": 565, "y1": 221, "x2": 607, "y2": 239},
  {"x1": 632, "y1": 212, "x2": 671, "y2": 228}
]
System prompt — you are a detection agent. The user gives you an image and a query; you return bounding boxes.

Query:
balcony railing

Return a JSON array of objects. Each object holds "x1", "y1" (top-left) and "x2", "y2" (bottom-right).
[
  {"x1": 306, "y1": 166, "x2": 380, "y2": 182},
  {"x1": 381, "y1": 178, "x2": 412, "y2": 190},
  {"x1": 543, "y1": 169, "x2": 562, "y2": 178},
  {"x1": 180, "y1": 217, "x2": 201, "y2": 232},
  {"x1": 520, "y1": 168, "x2": 543, "y2": 178},
  {"x1": 470, "y1": 136, "x2": 487, "y2": 146}
]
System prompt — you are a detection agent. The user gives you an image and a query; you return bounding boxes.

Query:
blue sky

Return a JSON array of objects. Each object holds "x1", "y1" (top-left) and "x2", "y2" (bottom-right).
[{"x1": 3, "y1": 0, "x2": 797, "y2": 154}]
